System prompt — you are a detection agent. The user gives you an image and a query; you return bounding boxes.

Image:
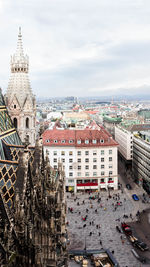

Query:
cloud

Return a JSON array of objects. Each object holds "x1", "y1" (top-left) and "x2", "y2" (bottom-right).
[{"x1": 1, "y1": 0, "x2": 150, "y2": 97}]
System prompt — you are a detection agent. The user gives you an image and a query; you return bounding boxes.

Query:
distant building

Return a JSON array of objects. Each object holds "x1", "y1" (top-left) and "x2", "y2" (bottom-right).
[
  {"x1": 5, "y1": 28, "x2": 36, "y2": 145},
  {"x1": 43, "y1": 127, "x2": 118, "y2": 192},
  {"x1": 133, "y1": 131, "x2": 150, "y2": 193}
]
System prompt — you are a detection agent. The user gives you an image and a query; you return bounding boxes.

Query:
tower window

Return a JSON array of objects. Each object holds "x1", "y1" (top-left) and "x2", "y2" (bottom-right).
[
  {"x1": 14, "y1": 104, "x2": 16, "y2": 109},
  {"x1": 13, "y1": 118, "x2": 17, "y2": 129},
  {"x1": 26, "y1": 118, "x2": 29, "y2": 129}
]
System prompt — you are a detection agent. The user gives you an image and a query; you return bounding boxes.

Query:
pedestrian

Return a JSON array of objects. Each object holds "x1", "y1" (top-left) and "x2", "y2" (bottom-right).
[
  {"x1": 89, "y1": 222, "x2": 91, "y2": 225},
  {"x1": 99, "y1": 232, "x2": 101, "y2": 236},
  {"x1": 100, "y1": 240, "x2": 102, "y2": 245}
]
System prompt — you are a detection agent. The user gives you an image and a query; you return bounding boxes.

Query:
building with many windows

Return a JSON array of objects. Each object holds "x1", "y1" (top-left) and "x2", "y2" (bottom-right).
[
  {"x1": 43, "y1": 126, "x2": 118, "y2": 192},
  {"x1": 115, "y1": 122, "x2": 150, "y2": 163},
  {"x1": 133, "y1": 131, "x2": 150, "y2": 193}
]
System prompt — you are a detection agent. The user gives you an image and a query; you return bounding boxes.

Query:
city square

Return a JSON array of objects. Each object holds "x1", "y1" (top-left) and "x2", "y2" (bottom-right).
[{"x1": 66, "y1": 177, "x2": 150, "y2": 267}]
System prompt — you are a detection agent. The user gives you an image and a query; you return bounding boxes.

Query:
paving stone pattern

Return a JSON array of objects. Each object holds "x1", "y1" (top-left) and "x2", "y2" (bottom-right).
[{"x1": 66, "y1": 184, "x2": 150, "y2": 267}]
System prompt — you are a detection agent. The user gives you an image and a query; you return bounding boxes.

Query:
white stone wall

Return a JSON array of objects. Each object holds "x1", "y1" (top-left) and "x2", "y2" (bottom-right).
[
  {"x1": 115, "y1": 126, "x2": 133, "y2": 160},
  {"x1": 44, "y1": 145, "x2": 118, "y2": 191}
]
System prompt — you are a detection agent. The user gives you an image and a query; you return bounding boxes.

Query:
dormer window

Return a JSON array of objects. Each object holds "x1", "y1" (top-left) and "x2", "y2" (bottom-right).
[
  {"x1": 61, "y1": 140, "x2": 65, "y2": 143},
  {"x1": 54, "y1": 140, "x2": 58, "y2": 143},
  {"x1": 77, "y1": 140, "x2": 81, "y2": 144},
  {"x1": 92, "y1": 139, "x2": 97, "y2": 144},
  {"x1": 69, "y1": 140, "x2": 74, "y2": 143},
  {"x1": 100, "y1": 139, "x2": 104, "y2": 143},
  {"x1": 46, "y1": 139, "x2": 50, "y2": 143},
  {"x1": 85, "y1": 140, "x2": 89, "y2": 144}
]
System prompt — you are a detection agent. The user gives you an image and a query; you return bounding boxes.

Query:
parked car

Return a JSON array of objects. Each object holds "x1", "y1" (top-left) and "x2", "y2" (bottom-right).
[
  {"x1": 132, "y1": 194, "x2": 139, "y2": 201},
  {"x1": 134, "y1": 240, "x2": 149, "y2": 251},
  {"x1": 126, "y1": 184, "x2": 132, "y2": 190},
  {"x1": 121, "y1": 222, "x2": 132, "y2": 236}
]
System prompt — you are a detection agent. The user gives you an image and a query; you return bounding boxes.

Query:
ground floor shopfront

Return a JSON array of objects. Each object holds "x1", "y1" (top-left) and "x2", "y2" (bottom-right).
[{"x1": 66, "y1": 176, "x2": 118, "y2": 193}]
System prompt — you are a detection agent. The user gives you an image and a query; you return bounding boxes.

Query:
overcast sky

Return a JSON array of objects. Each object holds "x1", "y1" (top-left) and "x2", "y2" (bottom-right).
[{"x1": 1, "y1": 0, "x2": 150, "y2": 98}]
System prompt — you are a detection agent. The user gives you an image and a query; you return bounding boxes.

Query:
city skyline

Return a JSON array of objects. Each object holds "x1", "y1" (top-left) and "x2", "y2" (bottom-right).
[{"x1": 1, "y1": 0, "x2": 150, "y2": 97}]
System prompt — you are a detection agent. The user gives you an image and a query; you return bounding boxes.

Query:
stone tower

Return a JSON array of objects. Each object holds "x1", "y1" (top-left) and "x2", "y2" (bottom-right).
[{"x1": 5, "y1": 28, "x2": 36, "y2": 145}]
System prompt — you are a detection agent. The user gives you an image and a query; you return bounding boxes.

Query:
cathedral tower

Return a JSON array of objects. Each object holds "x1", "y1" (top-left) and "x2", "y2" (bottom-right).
[{"x1": 5, "y1": 28, "x2": 36, "y2": 145}]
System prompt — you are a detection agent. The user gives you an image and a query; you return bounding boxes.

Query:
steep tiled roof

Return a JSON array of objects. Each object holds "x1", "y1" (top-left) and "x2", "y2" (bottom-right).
[{"x1": 42, "y1": 127, "x2": 118, "y2": 147}]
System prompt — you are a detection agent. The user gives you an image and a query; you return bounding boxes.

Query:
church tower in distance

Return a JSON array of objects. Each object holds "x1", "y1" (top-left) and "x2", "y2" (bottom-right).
[{"x1": 5, "y1": 28, "x2": 36, "y2": 145}]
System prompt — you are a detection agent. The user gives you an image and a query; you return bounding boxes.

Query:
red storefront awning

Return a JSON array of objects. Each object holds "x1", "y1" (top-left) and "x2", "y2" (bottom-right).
[{"x1": 77, "y1": 182, "x2": 98, "y2": 187}]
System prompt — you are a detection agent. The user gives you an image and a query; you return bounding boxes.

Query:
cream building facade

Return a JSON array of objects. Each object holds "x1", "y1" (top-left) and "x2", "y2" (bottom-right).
[
  {"x1": 43, "y1": 127, "x2": 118, "y2": 193},
  {"x1": 5, "y1": 28, "x2": 36, "y2": 145}
]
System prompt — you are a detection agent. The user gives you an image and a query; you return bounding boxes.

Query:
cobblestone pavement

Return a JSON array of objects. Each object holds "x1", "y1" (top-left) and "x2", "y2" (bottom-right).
[{"x1": 66, "y1": 183, "x2": 150, "y2": 267}]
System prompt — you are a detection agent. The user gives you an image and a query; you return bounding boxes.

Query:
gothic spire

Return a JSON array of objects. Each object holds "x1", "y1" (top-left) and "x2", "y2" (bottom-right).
[{"x1": 15, "y1": 27, "x2": 24, "y2": 59}]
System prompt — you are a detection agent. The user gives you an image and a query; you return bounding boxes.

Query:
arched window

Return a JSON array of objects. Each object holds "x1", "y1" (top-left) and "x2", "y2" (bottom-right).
[
  {"x1": 26, "y1": 117, "x2": 29, "y2": 129},
  {"x1": 13, "y1": 118, "x2": 17, "y2": 129}
]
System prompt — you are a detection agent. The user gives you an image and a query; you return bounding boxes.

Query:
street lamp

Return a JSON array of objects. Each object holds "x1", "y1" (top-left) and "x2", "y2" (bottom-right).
[{"x1": 84, "y1": 236, "x2": 87, "y2": 251}]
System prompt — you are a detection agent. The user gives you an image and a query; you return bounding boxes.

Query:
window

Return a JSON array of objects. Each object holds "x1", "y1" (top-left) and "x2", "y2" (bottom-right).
[
  {"x1": 101, "y1": 158, "x2": 104, "y2": 162},
  {"x1": 85, "y1": 158, "x2": 89, "y2": 163},
  {"x1": 13, "y1": 118, "x2": 17, "y2": 129},
  {"x1": 69, "y1": 151, "x2": 73, "y2": 156},
  {"x1": 85, "y1": 151, "x2": 89, "y2": 155},
  {"x1": 61, "y1": 140, "x2": 65, "y2": 143},
  {"x1": 78, "y1": 166, "x2": 81, "y2": 170},
  {"x1": 101, "y1": 178, "x2": 105, "y2": 183},
  {"x1": 68, "y1": 179, "x2": 74, "y2": 183},
  {"x1": 101, "y1": 171, "x2": 105, "y2": 176},
  {"x1": 53, "y1": 158, "x2": 57, "y2": 163},
  {"x1": 100, "y1": 139, "x2": 104, "y2": 143},
  {"x1": 14, "y1": 104, "x2": 16, "y2": 109},
  {"x1": 92, "y1": 140, "x2": 97, "y2": 144},
  {"x1": 77, "y1": 140, "x2": 81, "y2": 144},
  {"x1": 101, "y1": 150, "x2": 104, "y2": 155},
  {"x1": 78, "y1": 158, "x2": 81, "y2": 163},
  {"x1": 53, "y1": 151, "x2": 57, "y2": 155},
  {"x1": 54, "y1": 140, "x2": 58, "y2": 143},
  {"x1": 85, "y1": 139, "x2": 89, "y2": 144},
  {"x1": 93, "y1": 150, "x2": 97, "y2": 155},
  {"x1": 101, "y1": 165, "x2": 105, "y2": 169},
  {"x1": 109, "y1": 171, "x2": 113, "y2": 175},
  {"x1": 69, "y1": 172, "x2": 73, "y2": 177},
  {"x1": 109, "y1": 157, "x2": 112, "y2": 162},
  {"x1": 93, "y1": 172, "x2": 97, "y2": 176},
  {"x1": 26, "y1": 117, "x2": 29, "y2": 129},
  {"x1": 85, "y1": 165, "x2": 89, "y2": 170},
  {"x1": 77, "y1": 172, "x2": 81, "y2": 176},
  {"x1": 61, "y1": 158, "x2": 65, "y2": 163},
  {"x1": 61, "y1": 151, "x2": 65, "y2": 156},
  {"x1": 69, "y1": 159, "x2": 73, "y2": 163},
  {"x1": 69, "y1": 166, "x2": 73, "y2": 170},
  {"x1": 108, "y1": 177, "x2": 112, "y2": 181},
  {"x1": 93, "y1": 158, "x2": 97, "y2": 162},
  {"x1": 109, "y1": 165, "x2": 112, "y2": 169},
  {"x1": 77, "y1": 151, "x2": 81, "y2": 155},
  {"x1": 93, "y1": 165, "x2": 97, "y2": 169},
  {"x1": 54, "y1": 165, "x2": 57, "y2": 170},
  {"x1": 85, "y1": 172, "x2": 89, "y2": 176},
  {"x1": 69, "y1": 140, "x2": 74, "y2": 143},
  {"x1": 109, "y1": 150, "x2": 112, "y2": 154}
]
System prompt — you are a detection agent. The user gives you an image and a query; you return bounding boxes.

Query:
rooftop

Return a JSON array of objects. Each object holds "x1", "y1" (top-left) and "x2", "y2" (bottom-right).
[{"x1": 42, "y1": 127, "x2": 118, "y2": 147}]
